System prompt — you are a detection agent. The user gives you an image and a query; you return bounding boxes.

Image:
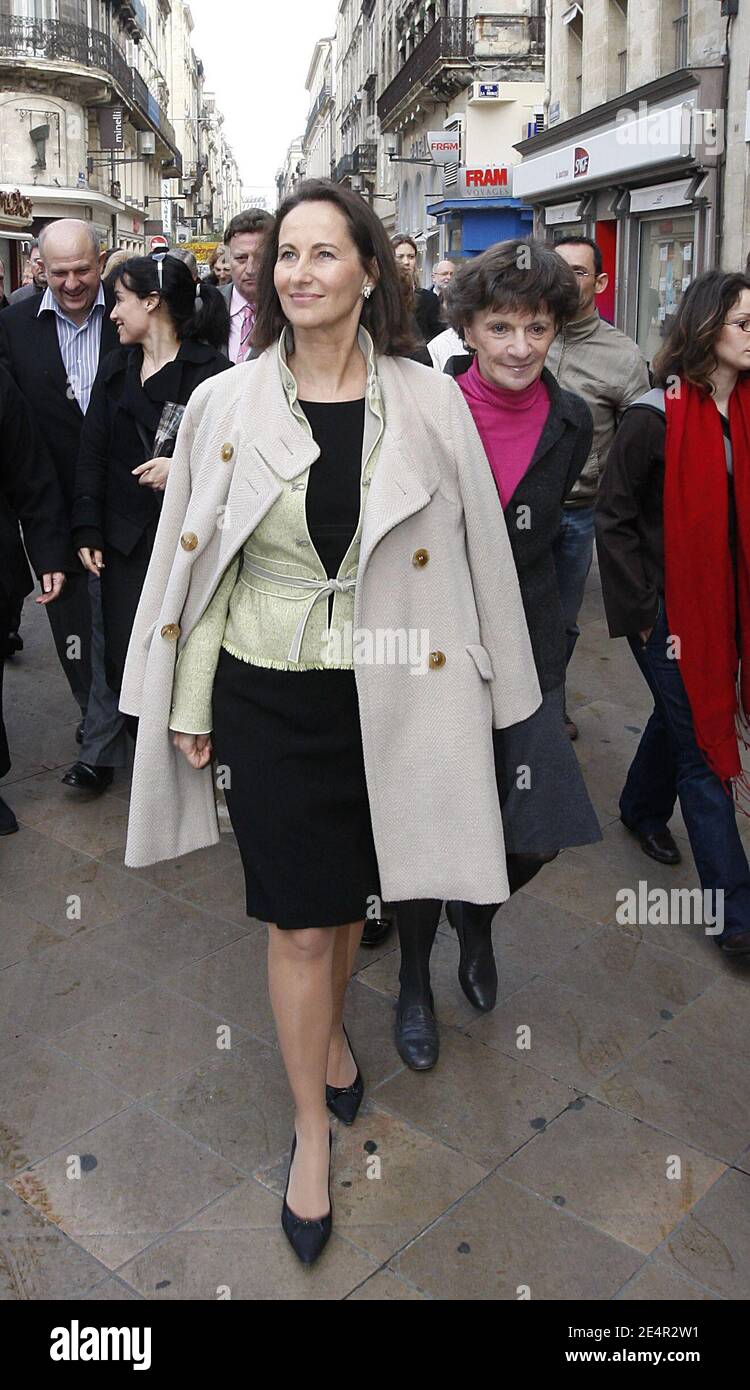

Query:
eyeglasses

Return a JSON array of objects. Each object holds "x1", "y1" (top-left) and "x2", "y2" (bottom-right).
[
  {"x1": 151, "y1": 251, "x2": 167, "y2": 289},
  {"x1": 723, "y1": 319, "x2": 750, "y2": 334},
  {"x1": 570, "y1": 268, "x2": 596, "y2": 280}
]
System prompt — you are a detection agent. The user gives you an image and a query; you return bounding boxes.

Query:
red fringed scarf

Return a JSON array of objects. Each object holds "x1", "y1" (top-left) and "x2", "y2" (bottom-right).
[{"x1": 663, "y1": 377, "x2": 750, "y2": 800}]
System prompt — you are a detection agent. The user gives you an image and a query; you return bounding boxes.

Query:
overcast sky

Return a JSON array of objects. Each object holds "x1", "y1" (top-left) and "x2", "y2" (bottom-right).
[{"x1": 188, "y1": 0, "x2": 336, "y2": 208}]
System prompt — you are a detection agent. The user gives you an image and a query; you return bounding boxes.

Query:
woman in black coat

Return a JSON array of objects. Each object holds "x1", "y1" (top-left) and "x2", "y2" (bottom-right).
[
  {"x1": 0, "y1": 365, "x2": 69, "y2": 832},
  {"x1": 394, "y1": 240, "x2": 601, "y2": 1069},
  {"x1": 72, "y1": 252, "x2": 231, "y2": 696}
]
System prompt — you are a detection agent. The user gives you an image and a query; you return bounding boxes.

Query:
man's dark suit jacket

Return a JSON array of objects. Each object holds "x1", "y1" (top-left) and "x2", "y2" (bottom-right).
[
  {"x1": 0, "y1": 365, "x2": 70, "y2": 607},
  {"x1": 0, "y1": 289, "x2": 119, "y2": 512}
]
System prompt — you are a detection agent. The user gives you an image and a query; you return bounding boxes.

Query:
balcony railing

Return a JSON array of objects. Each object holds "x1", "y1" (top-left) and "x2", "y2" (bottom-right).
[
  {"x1": 305, "y1": 84, "x2": 331, "y2": 140},
  {"x1": 377, "y1": 16, "x2": 472, "y2": 124},
  {"x1": 0, "y1": 18, "x2": 179, "y2": 160},
  {"x1": 334, "y1": 153, "x2": 355, "y2": 183},
  {"x1": 334, "y1": 143, "x2": 377, "y2": 183},
  {"x1": 0, "y1": 15, "x2": 131, "y2": 93},
  {"x1": 353, "y1": 142, "x2": 376, "y2": 173},
  {"x1": 130, "y1": 66, "x2": 178, "y2": 155}
]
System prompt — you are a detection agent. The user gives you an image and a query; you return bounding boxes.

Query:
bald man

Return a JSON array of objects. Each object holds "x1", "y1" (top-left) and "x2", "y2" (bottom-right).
[
  {"x1": 0, "y1": 219, "x2": 127, "y2": 791},
  {"x1": 431, "y1": 260, "x2": 455, "y2": 300}
]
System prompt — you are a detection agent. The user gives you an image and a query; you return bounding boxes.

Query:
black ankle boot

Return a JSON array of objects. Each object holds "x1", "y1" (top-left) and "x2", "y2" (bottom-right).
[{"x1": 445, "y1": 901, "x2": 498, "y2": 1012}]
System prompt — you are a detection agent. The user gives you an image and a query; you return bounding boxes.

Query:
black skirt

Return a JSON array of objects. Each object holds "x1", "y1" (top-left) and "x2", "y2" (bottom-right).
[{"x1": 212, "y1": 648, "x2": 381, "y2": 929}]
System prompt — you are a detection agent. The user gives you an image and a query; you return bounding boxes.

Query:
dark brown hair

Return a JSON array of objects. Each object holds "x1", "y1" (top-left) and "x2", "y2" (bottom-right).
[
  {"x1": 253, "y1": 179, "x2": 414, "y2": 356},
  {"x1": 652, "y1": 270, "x2": 750, "y2": 394},
  {"x1": 223, "y1": 208, "x2": 274, "y2": 245},
  {"x1": 448, "y1": 238, "x2": 579, "y2": 334},
  {"x1": 392, "y1": 234, "x2": 418, "y2": 256}
]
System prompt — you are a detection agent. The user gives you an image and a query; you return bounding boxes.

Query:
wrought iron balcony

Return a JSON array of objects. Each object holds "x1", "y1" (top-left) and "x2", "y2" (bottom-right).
[
  {"x1": 377, "y1": 16, "x2": 473, "y2": 126},
  {"x1": 130, "y1": 67, "x2": 178, "y2": 159},
  {"x1": 305, "y1": 84, "x2": 332, "y2": 140},
  {"x1": 334, "y1": 143, "x2": 377, "y2": 183},
  {"x1": 0, "y1": 15, "x2": 131, "y2": 93},
  {"x1": 334, "y1": 152, "x2": 355, "y2": 183},
  {"x1": 353, "y1": 142, "x2": 377, "y2": 172}
]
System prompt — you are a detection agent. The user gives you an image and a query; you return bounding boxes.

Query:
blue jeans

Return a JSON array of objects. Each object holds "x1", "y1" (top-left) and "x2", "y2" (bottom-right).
[
  {"x1": 621, "y1": 598, "x2": 750, "y2": 941},
  {"x1": 553, "y1": 505, "x2": 595, "y2": 667}
]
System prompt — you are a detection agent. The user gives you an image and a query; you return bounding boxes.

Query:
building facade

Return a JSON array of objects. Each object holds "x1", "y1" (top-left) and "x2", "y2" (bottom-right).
[
  {"x1": 303, "y1": 35, "x2": 335, "y2": 183},
  {"x1": 0, "y1": 0, "x2": 241, "y2": 288},
  {"x1": 372, "y1": 1, "x2": 545, "y2": 278},
  {"x1": 514, "y1": 0, "x2": 750, "y2": 359},
  {"x1": 276, "y1": 134, "x2": 305, "y2": 205}
]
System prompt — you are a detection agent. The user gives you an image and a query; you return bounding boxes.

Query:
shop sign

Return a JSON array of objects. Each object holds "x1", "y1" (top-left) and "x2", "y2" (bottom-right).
[
  {"x1": 98, "y1": 106, "x2": 125, "y2": 151},
  {"x1": 428, "y1": 131, "x2": 461, "y2": 165},
  {"x1": 513, "y1": 103, "x2": 694, "y2": 199},
  {"x1": 0, "y1": 188, "x2": 33, "y2": 225},
  {"x1": 456, "y1": 166, "x2": 513, "y2": 197}
]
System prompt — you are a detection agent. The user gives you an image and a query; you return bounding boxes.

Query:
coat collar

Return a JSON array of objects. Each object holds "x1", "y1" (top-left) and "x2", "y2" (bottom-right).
[{"x1": 223, "y1": 333, "x2": 439, "y2": 573}]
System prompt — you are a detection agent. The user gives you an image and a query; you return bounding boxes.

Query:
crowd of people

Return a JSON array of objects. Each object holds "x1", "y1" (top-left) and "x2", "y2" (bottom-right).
[{"x1": 2, "y1": 180, "x2": 750, "y2": 1267}]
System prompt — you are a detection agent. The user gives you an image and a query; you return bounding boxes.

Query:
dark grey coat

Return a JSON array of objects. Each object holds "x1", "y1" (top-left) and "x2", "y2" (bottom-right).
[{"x1": 445, "y1": 357, "x2": 593, "y2": 692}]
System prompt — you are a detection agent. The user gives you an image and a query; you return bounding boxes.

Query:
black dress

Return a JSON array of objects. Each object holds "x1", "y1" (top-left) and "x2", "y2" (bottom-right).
[{"x1": 211, "y1": 397, "x2": 382, "y2": 929}]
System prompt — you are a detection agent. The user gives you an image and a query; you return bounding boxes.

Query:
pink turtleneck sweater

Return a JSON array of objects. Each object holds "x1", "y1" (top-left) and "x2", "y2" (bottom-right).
[{"x1": 457, "y1": 357, "x2": 550, "y2": 509}]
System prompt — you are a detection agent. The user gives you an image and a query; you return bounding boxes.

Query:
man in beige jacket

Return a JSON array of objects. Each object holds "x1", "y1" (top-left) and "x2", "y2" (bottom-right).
[{"x1": 547, "y1": 235, "x2": 650, "y2": 738}]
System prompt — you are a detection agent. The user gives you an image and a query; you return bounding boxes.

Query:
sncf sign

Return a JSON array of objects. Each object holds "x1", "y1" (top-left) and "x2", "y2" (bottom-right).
[{"x1": 573, "y1": 146, "x2": 590, "y2": 178}]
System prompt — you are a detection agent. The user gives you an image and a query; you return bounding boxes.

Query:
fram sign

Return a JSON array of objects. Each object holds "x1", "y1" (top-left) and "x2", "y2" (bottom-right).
[
  {"x1": 457, "y1": 166, "x2": 513, "y2": 197},
  {"x1": 428, "y1": 131, "x2": 461, "y2": 164},
  {"x1": 465, "y1": 167, "x2": 509, "y2": 187},
  {"x1": 573, "y1": 146, "x2": 590, "y2": 178}
]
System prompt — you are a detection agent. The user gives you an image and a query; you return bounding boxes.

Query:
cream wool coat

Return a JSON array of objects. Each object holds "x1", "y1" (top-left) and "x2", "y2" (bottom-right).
[{"x1": 120, "y1": 341, "x2": 542, "y2": 903}]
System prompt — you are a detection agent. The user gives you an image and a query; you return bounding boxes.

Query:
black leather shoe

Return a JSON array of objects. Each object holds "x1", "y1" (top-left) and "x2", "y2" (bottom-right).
[
  {"x1": 5, "y1": 631, "x2": 23, "y2": 656},
  {"x1": 445, "y1": 901, "x2": 498, "y2": 1012},
  {"x1": 395, "y1": 990, "x2": 439, "y2": 1070},
  {"x1": 621, "y1": 817, "x2": 681, "y2": 865},
  {"x1": 0, "y1": 795, "x2": 19, "y2": 835},
  {"x1": 718, "y1": 929, "x2": 750, "y2": 957},
  {"x1": 61, "y1": 762, "x2": 114, "y2": 792},
  {"x1": 361, "y1": 916, "x2": 393, "y2": 948},
  {"x1": 326, "y1": 1024, "x2": 363, "y2": 1124},
  {"x1": 75, "y1": 720, "x2": 84, "y2": 745},
  {"x1": 281, "y1": 1128, "x2": 333, "y2": 1265}
]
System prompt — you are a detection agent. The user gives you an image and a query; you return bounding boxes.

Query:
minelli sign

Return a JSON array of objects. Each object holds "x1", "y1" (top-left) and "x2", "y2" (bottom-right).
[
  {"x1": 428, "y1": 131, "x2": 461, "y2": 165},
  {"x1": 457, "y1": 166, "x2": 512, "y2": 197}
]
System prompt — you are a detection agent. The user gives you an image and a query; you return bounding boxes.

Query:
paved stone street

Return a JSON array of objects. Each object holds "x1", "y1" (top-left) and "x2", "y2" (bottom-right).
[{"x1": 1, "y1": 565, "x2": 749, "y2": 1302}]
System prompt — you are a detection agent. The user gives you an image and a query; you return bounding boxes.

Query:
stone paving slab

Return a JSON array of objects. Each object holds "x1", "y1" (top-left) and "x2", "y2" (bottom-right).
[{"x1": 1, "y1": 572, "x2": 748, "y2": 1299}]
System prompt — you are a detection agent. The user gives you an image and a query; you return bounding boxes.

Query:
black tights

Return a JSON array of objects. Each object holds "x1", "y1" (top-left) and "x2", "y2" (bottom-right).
[{"x1": 395, "y1": 851, "x2": 558, "y2": 1003}]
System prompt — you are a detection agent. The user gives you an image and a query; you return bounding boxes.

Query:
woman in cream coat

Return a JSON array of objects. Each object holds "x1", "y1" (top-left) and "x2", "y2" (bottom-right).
[{"x1": 120, "y1": 180, "x2": 540, "y2": 1264}]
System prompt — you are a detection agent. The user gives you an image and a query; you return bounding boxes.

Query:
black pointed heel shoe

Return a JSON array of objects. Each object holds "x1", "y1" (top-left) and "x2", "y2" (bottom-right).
[
  {"x1": 445, "y1": 901, "x2": 498, "y2": 1012},
  {"x1": 326, "y1": 1024, "x2": 364, "y2": 1125},
  {"x1": 281, "y1": 1128, "x2": 333, "y2": 1266}
]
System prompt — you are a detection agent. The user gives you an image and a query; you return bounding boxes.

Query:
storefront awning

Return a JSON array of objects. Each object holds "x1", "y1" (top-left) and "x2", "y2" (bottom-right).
[{"x1": 426, "y1": 197, "x2": 529, "y2": 215}]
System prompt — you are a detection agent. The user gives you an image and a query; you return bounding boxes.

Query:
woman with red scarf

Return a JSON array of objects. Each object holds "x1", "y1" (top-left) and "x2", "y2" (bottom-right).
[{"x1": 596, "y1": 270, "x2": 750, "y2": 957}]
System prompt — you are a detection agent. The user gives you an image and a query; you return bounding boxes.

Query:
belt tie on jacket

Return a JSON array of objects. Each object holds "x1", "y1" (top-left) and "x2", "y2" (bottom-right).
[{"x1": 241, "y1": 558, "x2": 356, "y2": 663}]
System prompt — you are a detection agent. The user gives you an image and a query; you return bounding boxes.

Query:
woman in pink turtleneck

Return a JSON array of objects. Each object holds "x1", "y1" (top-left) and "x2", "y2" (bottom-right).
[{"x1": 394, "y1": 240, "x2": 601, "y2": 1073}]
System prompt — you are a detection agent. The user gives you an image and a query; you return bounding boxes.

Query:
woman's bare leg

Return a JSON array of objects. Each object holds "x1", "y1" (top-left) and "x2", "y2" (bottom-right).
[
  {"x1": 327, "y1": 919, "x2": 364, "y2": 1088},
  {"x1": 268, "y1": 923, "x2": 337, "y2": 1219}
]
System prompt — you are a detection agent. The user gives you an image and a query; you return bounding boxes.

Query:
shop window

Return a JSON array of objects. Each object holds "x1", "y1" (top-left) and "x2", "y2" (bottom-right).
[{"x1": 636, "y1": 214, "x2": 695, "y2": 362}]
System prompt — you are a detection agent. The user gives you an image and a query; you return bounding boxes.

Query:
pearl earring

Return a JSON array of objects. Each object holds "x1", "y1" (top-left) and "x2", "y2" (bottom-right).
[{"x1": 362, "y1": 283, "x2": 373, "y2": 299}]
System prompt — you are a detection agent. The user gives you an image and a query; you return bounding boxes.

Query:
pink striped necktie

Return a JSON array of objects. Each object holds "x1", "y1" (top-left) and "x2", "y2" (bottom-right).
[{"x1": 237, "y1": 302, "x2": 255, "y2": 362}]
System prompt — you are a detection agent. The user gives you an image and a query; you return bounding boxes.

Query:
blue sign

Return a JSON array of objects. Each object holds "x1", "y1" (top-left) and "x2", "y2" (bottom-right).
[{"x1": 478, "y1": 83, "x2": 500, "y2": 99}]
